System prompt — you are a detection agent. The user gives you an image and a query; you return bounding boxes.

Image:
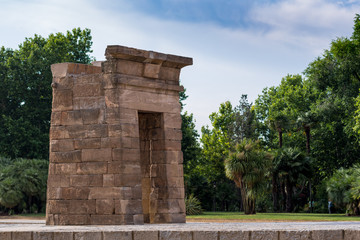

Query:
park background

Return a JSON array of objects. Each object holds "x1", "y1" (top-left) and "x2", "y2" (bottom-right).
[{"x1": 1, "y1": 0, "x2": 360, "y2": 217}]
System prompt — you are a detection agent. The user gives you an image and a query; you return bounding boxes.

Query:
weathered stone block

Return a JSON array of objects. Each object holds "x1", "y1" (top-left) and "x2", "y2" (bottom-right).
[
  {"x1": 51, "y1": 111, "x2": 62, "y2": 125},
  {"x1": 151, "y1": 199, "x2": 185, "y2": 214},
  {"x1": 81, "y1": 109, "x2": 104, "y2": 124},
  {"x1": 114, "y1": 174, "x2": 142, "y2": 187},
  {"x1": 0, "y1": 232, "x2": 11, "y2": 240},
  {"x1": 134, "y1": 231, "x2": 159, "y2": 240},
  {"x1": 33, "y1": 232, "x2": 53, "y2": 240},
  {"x1": 55, "y1": 163, "x2": 78, "y2": 174},
  {"x1": 279, "y1": 231, "x2": 311, "y2": 240},
  {"x1": 54, "y1": 232, "x2": 73, "y2": 240},
  {"x1": 103, "y1": 174, "x2": 115, "y2": 187},
  {"x1": 52, "y1": 89, "x2": 73, "y2": 111},
  {"x1": 219, "y1": 231, "x2": 250, "y2": 240},
  {"x1": 96, "y1": 199, "x2": 115, "y2": 214},
  {"x1": 108, "y1": 124, "x2": 122, "y2": 137},
  {"x1": 112, "y1": 148, "x2": 140, "y2": 162},
  {"x1": 144, "y1": 63, "x2": 161, "y2": 79},
  {"x1": 251, "y1": 231, "x2": 278, "y2": 240},
  {"x1": 74, "y1": 138, "x2": 101, "y2": 149},
  {"x1": 61, "y1": 110, "x2": 82, "y2": 125},
  {"x1": 58, "y1": 214, "x2": 90, "y2": 225},
  {"x1": 74, "y1": 232, "x2": 102, "y2": 240},
  {"x1": 82, "y1": 148, "x2": 112, "y2": 162},
  {"x1": 73, "y1": 83, "x2": 102, "y2": 97},
  {"x1": 116, "y1": 59, "x2": 143, "y2": 76},
  {"x1": 50, "y1": 139, "x2": 75, "y2": 152},
  {"x1": 312, "y1": 230, "x2": 343, "y2": 240},
  {"x1": 50, "y1": 126, "x2": 70, "y2": 140},
  {"x1": 86, "y1": 124, "x2": 108, "y2": 138},
  {"x1": 73, "y1": 96, "x2": 105, "y2": 110},
  {"x1": 105, "y1": 107, "x2": 120, "y2": 123},
  {"x1": 103, "y1": 231, "x2": 132, "y2": 240},
  {"x1": 152, "y1": 139, "x2": 181, "y2": 151},
  {"x1": 70, "y1": 174, "x2": 103, "y2": 187},
  {"x1": 48, "y1": 187, "x2": 90, "y2": 200},
  {"x1": 48, "y1": 200, "x2": 96, "y2": 214},
  {"x1": 51, "y1": 150, "x2": 81, "y2": 163},
  {"x1": 12, "y1": 232, "x2": 32, "y2": 240},
  {"x1": 159, "y1": 66, "x2": 180, "y2": 81},
  {"x1": 344, "y1": 230, "x2": 360, "y2": 240},
  {"x1": 193, "y1": 231, "x2": 218, "y2": 240},
  {"x1": 89, "y1": 187, "x2": 121, "y2": 199},
  {"x1": 159, "y1": 231, "x2": 191, "y2": 240},
  {"x1": 163, "y1": 113, "x2": 182, "y2": 129},
  {"x1": 101, "y1": 137, "x2": 121, "y2": 148},
  {"x1": 77, "y1": 162, "x2": 107, "y2": 174},
  {"x1": 118, "y1": 200, "x2": 143, "y2": 214}
]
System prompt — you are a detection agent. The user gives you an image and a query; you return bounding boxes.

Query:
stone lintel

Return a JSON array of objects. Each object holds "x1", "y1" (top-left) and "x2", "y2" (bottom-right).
[
  {"x1": 51, "y1": 62, "x2": 102, "y2": 78},
  {"x1": 105, "y1": 45, "x2": 193, "y2": 69}
]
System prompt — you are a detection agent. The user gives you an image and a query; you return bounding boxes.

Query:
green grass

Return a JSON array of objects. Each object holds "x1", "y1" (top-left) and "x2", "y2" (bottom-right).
[
  {"x1": 186, "y1": 212, "x2": 360, "y2": 222},
  {"x1": 18, "y1": 213, "x2": 46, "y2": 218}
]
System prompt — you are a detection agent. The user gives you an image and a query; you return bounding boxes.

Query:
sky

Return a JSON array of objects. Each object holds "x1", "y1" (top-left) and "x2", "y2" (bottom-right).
[{"x1": 1, "y1": 0, "x2": 360, "y2": 132}]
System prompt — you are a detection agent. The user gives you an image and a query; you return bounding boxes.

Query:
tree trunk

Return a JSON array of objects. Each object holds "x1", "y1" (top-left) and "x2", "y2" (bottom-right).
[
  {"x1": 285, "y1": 178, "x2": 293, "y2": 212},
  {"x1": 272, "y1": 175, "x2": 279, "y2": 212},
  {"x1": 281, "y1": 182, "x2": 286, "y2": 211},
  {"x1": 240, "y1": 185, "x2": 256, "y2": 214}
]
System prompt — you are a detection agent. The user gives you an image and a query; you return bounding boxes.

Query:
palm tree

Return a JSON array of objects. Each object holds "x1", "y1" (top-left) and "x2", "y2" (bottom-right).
[
  {"x1": 269, "y1": 113, "x2": 289, "y2": 148},
  {"x1": 225, "y1": 139, "x2": 272, "y2": 214},
  {"x1": 274, "y1": 147, "x2": 312, "y2": 212},
  {"x1": 297, "y1": 111, "x2": 316, "y2": 154}
]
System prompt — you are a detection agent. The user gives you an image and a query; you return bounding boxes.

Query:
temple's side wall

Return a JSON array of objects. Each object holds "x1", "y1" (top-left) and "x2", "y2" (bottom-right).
[{"x1": 46, "y1": 45, "x2": 192, "y2": 225}]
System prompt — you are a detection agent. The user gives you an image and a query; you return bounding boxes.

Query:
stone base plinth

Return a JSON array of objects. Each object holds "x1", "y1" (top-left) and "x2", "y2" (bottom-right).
[{"x1": 0, "y1": 220, "x2": 360, "y2": 240}]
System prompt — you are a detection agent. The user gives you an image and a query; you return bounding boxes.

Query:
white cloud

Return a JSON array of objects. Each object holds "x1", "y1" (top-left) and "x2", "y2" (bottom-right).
[{"x1": 251, "y1": 0, "x2": 360, "y2": 55}]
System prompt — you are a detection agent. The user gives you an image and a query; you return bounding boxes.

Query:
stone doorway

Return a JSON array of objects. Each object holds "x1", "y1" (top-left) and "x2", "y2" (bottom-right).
[{"x1": 138, "y1": 112, "x2": 163, "y2": 223}]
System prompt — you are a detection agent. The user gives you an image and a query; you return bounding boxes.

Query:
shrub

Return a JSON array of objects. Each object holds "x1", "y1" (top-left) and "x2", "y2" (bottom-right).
[{"x1": 185, "y1": 194, "x2": 203, "y2": 215}]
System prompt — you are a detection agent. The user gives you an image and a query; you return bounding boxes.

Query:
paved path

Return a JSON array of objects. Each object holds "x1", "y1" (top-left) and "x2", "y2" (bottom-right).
[{"x1": 0, "y1": 220, "x2": 359, "y2": 239}]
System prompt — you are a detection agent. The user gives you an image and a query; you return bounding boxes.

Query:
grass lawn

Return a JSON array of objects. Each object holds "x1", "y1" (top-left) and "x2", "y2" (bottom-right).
[
  {"x1": 1, "y1": 212, "x2": 360, "y2": 222},
  {"x1": 186, "y1": 212, "x2": 360, "y2": 222}
]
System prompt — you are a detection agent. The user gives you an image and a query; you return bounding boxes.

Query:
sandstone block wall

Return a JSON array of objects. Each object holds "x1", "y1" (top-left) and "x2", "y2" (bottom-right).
[{"x1": 46, "y1": 45, "x2": 192, "y2": 225}]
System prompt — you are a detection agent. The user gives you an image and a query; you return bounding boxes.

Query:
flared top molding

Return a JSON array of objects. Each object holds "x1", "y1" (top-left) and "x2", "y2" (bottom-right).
[{"x1": 105, "y1": 45, "x2": 193, "y2": 69}]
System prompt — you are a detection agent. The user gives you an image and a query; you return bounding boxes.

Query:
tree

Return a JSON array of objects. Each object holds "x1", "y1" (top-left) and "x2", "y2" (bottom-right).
[
  {"x1": 228, "y1": 95, "x2": 257, "y2": 144},
  {"x1": 0, "y1": 28, "x2": 94, "y2": 159},
  {"x1": 305, "y1": 15, "x2": 360, "y2": 178},
  {"x1": 327, "y1": 166, "x2": 360, "y2": 215},
  {"x1": 225, "y1": 139, "x2": 272, "y2": 214},
  {"x1": 0, "y1": 158, "x2": 48, "y2": 213},
  {"x1": 273, "y1": 147, "x2": 312, "y2": 212}
]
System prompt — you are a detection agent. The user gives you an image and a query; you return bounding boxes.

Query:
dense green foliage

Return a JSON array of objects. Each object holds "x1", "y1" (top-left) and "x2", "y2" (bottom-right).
[
  {"x1": 0, "y1": 157, "x2": 48, "y2": 214},
  {"x1": 0, "y1": 28, "x2": 94, "y2": 159},
  {"x1": 327, "y1": 166, "x2": 360, "y2": 215}
]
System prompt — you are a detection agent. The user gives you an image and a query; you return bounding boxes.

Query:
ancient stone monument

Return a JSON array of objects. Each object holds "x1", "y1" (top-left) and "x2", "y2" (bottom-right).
[{"x1": 46, "y1": 45, "x2": 192, "y2": 225}]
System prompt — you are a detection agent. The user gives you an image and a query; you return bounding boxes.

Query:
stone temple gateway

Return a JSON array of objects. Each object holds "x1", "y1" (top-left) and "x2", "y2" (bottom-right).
[{"x1": 46, "y1": 45, "x2": 192, "y2": 225}]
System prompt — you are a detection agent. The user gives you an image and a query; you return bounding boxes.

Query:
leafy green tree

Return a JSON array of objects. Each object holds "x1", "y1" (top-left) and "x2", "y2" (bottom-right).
[
  {"x1": 0, "y1": 158, "x2": 48, "y2": 213},
  {"x1": 200, "y1": 101, "x2": 242, "y2": 211},
  {"x1": 225, "y1": 139, "x2": 272, "y2": 214},
  {"x1": 305, "y1": 15, "x2": 360, "y2": 178},
  {"x1": 0, "y1": 28, "x2": 94, "y2": 159},
  {"x1": 228, "y1": 95, "x2": 258, "y2": 144}
]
